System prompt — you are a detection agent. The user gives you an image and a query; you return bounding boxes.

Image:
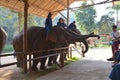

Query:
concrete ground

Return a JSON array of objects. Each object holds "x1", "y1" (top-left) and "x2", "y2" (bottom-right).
[
  {"x1": 0, "y1": 48, "x2": 113, "y2": 80},
  {"x1": 36, "y1": 48, "x2": 112, "y2": 80}
]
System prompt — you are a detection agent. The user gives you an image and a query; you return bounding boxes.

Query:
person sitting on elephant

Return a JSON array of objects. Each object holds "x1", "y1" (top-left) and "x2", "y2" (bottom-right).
[
  {"x1": 45, "y1": 12, "x2": 53, "y2": 40},
  {"x1": 57, "y1": 18, "x2": 68, "y2": 29},
  {"x1": 68, "y1": 21, "x2": 76, "y2": 30},
  {"x1": 68, "y1": 21, "x2": 81, "y2": 35}
]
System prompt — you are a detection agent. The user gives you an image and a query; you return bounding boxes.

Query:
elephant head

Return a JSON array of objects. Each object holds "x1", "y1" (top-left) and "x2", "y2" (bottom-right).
[{"x1": 47, "y1": 27, "x2": 100, "y2": 43}]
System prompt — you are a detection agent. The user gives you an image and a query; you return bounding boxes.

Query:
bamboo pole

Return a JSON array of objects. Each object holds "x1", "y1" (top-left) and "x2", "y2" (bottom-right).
[
  {"x1": 70, "y1": 47, "x2": 72, "y2": 58},
  {"x1": 67, "y1": 0, "x2": 69, "y2": 26},
  {"x1": 23, "y1": 0, "x2": 28, "y2": 73}
]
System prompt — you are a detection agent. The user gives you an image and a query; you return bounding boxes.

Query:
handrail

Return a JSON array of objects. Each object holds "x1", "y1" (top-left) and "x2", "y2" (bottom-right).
[{"x1": 0, "y1": 46, "x2": 83, "y2": 68}]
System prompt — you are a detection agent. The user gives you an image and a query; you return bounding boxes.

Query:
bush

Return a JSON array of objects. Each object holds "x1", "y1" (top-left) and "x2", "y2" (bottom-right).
[{"x1": 2, "y1": 44, "x2": 14, "y2": 53}]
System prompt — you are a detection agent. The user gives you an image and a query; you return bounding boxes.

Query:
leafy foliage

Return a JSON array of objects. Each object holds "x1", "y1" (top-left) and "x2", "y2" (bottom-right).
[
  {"x1": 0, "y1": 6, "x2": 45, "y2": 44},
  {"x1": 75, "y1": 2, "x2": 96, "y2": 33},
  {"x1": 96, "y1": 14, "x2": 115, "y2": 34}
]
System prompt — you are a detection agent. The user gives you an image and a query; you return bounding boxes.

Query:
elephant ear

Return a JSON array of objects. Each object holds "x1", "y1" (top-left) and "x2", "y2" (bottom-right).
[{"x1": 47, "y1": 32, "x2": 57, "y2": 43}]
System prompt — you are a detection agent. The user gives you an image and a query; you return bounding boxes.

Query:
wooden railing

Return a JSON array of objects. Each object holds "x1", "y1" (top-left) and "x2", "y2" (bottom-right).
[{"x1": 0, "y1": 46, "x2": 83, "y2": 73}]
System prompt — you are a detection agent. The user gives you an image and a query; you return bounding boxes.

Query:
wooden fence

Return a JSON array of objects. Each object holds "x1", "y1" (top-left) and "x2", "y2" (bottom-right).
[{"x1": 0, "y1": 46, "x2": 83, "y2": 73}]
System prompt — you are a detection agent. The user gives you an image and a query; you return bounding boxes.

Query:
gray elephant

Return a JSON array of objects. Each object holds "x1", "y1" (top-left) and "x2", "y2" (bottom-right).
[{"x1": 13, "y1": 26, "x2": 100, "y2": 71}]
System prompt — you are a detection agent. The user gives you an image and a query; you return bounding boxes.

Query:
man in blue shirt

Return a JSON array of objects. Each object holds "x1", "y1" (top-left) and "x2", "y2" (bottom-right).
[
  {"x1": 57, "y1": 18, "x2": 67, "y2": 29},
  {"x1": 68, "y1": 21, "x2": 76, "y2": 30},
  {"x1": 45, "y1": 12, "x2": 52, "y2": 40}
]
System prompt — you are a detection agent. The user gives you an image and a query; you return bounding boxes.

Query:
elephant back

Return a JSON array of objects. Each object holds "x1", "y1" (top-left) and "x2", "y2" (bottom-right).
[{"x1": 13, "y1": 26, "x2": 46, "y2": 52}]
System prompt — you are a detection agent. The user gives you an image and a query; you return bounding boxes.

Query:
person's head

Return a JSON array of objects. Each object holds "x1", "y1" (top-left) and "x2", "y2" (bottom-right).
[
  {"x1": 73, "y1": 21, "x2": 75, "y2": 23},
  {"x1": 59, "y1": 18, "x2": 64, "y2": 23},
  {"x1": 112, "y1": 25, "x2": 117, "y2": 32},
  {"x1": 47, "y1": 12, "x2": 52, "y2": 18},
  {"x1": 73, "y1": 21, "x2": 75, "y2": 24}
]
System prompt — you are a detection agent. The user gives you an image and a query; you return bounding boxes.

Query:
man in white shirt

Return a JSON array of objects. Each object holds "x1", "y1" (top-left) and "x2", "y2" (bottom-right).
[{"x1": 107, "y1": 25, "x2": 120, "y2": 61}]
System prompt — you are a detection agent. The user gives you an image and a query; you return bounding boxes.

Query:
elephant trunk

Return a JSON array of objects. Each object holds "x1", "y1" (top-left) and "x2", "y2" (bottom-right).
[
  {"x1": 81, "y1": 40, "x2": 89, "y2": 53},
  {"x1": 68, "y1": 32, "x2": 100, "y2": 42}
]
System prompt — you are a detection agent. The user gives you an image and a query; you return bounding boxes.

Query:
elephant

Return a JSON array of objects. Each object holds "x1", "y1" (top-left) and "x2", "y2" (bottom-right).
[
  {"x1": 0, "y1": 28, "x2": 7, "y2": 64},
  {"x1": 13, "y1": 26, "x2": 100, "y2": 71}
]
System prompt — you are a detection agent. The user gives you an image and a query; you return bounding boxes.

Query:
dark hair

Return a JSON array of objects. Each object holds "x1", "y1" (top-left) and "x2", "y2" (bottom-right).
[
  {"x1": 112, "y1": 25, "x2": 117, "y2": 28},
  {"x1": 47, "y1": 12, "x2": 52, "y2": 17},
  {"x1": 59, "y1": 17, "x2": 64, "y2": 21},
  {"x1": 73, "y1": 21, "x2": 75, "y2": 23}
]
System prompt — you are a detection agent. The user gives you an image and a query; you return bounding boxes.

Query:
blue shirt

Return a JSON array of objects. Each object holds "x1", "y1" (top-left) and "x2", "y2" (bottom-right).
[
  {"x1": 45, "y1": 17, "x2": 52, "y2": 32},
  {"x1": 109, "y1": 64, "x2": 120, "y2": 80},
  {"x1": 68, "y1": 23, "x2": 76, "y2": 29},
  {"x1": 57, "y1": 22, "x2": 67, "y2": 28}
]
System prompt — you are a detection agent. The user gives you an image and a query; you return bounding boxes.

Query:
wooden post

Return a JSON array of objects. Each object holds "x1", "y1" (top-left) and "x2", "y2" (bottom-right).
[
  {"x1": 29, "y1": 53, "x2": 32, "y2": 72},
  {"x1": 81, "y1": 46, "x2": 85, "y2": 57},
  {"x1": 23, "y1": 0, "x2": 28, "y2": 73},
  {"x1": 116, "y1": 9, "x2": 118, "y2": 26},
  {"x1": 18, "y1": 12, "x2": 22, "y2": 32},
  {"x1": 67, "y1": 48, "x2": 70, "y2": 58},
  {"x1": 70, "y1": 47, "x2": 72, "y2": 58},
  {"x1": 67, "y1": 0, "x2": 69, "y2": 26}
]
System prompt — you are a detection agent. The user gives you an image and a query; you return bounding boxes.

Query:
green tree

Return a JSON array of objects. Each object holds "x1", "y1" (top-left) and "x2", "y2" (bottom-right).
[
  {"x1": 106, "y1": 2, "x2": 120, "y2": 26},
  {"x1": 0, "y1": 6, "x2": 45, "y2": 43},
  {"x1": 96, "y1": 13, "x2": 115, "y2": 34},
  {"x1": 75, "y1": 2, "x2": 96, "y2": 33}
]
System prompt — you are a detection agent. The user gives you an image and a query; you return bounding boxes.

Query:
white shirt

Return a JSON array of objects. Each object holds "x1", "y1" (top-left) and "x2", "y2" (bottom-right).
[{"x1": 111, "y1": 31, "x2": 120, "y2": 40}]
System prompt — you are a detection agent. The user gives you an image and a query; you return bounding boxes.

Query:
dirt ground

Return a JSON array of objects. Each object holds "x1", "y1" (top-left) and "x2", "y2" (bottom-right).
[{"x1": 0, "y1": 48, "x2": 113, "y2": 80}]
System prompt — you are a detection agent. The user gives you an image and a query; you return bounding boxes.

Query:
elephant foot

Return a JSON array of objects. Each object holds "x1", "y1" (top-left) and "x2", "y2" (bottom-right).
[
  {"x1": 40, "y1": 66, "x2": 46, "y2": 70},
  {"x1": 54, "y1": 62, "x2": 61, "y2": 68},
  {"x1": 48, "y1": 62, "x2": 53, "y2": 66},
  {"x1": 32, "y1": 66, "x2": 38, "y2": 71},
  {"x1": 64, "y1": 58, "x2": 67, "y2": 61}
]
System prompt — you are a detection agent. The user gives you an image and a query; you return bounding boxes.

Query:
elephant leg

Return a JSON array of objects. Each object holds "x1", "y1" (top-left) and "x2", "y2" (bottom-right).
[
  {"x1": 0, "y1": 51, "x2": 1, "y2": 65},
  {"x1": 40, "y1": 57, "x2": 47, "y2": 70},
  {"x1": 48, "y1": 56, "x2": 53, "y2": 66},
  {"x1": 32, "y1": 54, "x2": 39, "y2": 71},
  {"x1": 40, "y1": 52, "x2": 47, "y2": 70},
  {"x1": 16, "y1": 54, "x2": 23, "y2": 68},
  {"x1": 59, "y1": 53, "x2": 65, "y2": 67},
  {"x1": 0, "y1": 57, "x2": 1, "y2": 65},
  {"x1": 59, "y1": 50, "x2": 66, "y2": 62},
  {"x1": 64, "y1": 49, "x2": 68, "y2": 61},
  {"x1": 48, "y1": 51, "x2": 56, "y2": 66},
  {"x1": 64, "y1": 53, "x2": 67, "y2": 61}
]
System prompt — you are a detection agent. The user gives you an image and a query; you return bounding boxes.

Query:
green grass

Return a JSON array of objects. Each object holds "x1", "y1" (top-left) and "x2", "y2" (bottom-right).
[
  {"x1": 2, "y1": 44, "x2": 14, "y2": 53},
  {"x1": 89, "y1": 44, "x2": 110, "y2": 49}
]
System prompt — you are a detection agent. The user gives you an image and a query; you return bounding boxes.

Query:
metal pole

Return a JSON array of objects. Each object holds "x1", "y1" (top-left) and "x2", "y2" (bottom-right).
[
  {"x1": 23, "y1": 0, "x2": 28, "y2": 73},
  {"x1": 116, "y1": 9, "x2": 118, "y2": 26},
  {"x1": 67, "y1": 0, "x2": 69, "y2": 26}
]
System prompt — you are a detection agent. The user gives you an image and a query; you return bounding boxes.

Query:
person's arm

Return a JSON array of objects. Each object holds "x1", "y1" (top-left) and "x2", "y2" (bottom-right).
[
  {"x1": 63, "y1": 23, "x2": 68, "y2": 28},
  {"x1": 57, "y1": 22, "x2": 60, "y2": 27}
]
